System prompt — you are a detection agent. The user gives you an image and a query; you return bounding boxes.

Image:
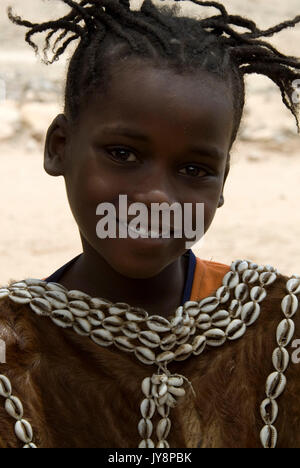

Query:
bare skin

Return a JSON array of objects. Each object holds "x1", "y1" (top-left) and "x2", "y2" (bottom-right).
[{"x1": 44, "y1": 58, "x2": 234, "y2": 318}]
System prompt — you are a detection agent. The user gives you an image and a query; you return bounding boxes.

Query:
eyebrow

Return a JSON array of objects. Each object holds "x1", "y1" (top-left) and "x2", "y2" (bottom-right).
[{"x1": 100, "y1": 126, "x2": 225, "y2": 160}]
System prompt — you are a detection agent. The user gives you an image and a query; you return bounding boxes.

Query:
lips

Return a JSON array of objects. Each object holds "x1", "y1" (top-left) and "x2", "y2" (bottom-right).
[{"x1": 117, "y1": 218, "x2": 176, "y2": 238}]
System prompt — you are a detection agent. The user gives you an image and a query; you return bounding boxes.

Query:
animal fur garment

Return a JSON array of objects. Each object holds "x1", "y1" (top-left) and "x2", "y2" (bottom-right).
[{"x1": 0, "y1": 273, "x2": 299, "y2": 448}]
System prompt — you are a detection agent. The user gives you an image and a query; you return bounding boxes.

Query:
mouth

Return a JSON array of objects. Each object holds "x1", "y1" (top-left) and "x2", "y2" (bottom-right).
[{"x1": 117, "y1": 218, "x2": 176, "y2": 239}]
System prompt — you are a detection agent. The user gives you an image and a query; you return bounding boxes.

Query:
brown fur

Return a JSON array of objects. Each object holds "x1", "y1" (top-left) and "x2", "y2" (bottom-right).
[{"x1": 0, "y1": 273, "x2": 299, "y2": 448}]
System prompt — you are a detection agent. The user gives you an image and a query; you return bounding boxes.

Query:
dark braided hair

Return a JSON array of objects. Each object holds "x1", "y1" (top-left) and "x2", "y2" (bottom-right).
[{"x1": 7, "y1": 0, "x2": 300, "y2": 146}]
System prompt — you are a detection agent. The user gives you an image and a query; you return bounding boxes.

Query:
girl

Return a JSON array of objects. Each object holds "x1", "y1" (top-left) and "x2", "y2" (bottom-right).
[{"x1": 0, "y1": 0, "x2": 300, "y2": 449}]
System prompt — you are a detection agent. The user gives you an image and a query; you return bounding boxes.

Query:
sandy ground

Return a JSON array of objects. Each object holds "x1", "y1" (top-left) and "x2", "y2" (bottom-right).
[{"x1": 0, "y1": 0, "x2": 300, "y2": 284}]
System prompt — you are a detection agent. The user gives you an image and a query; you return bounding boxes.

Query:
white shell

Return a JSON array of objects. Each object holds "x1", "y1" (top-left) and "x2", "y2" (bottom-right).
[
  {"x1": 24, "y1": 279, "x2": 47, "y2": 287},
  {"x1": 259, "y1": 272, "x2": 277, "y2": 286},
  {"x1": 226, "y1": 319, "x2": 246, "y2": 340},
  {"x1": 156, "y1": 351, "x2": 175, "y2": 363},
  {"x1": 204, "y1": 328, "x2": 226, "y2": 347},
  {"x1": 250, "y1": 286, "x2": 267, "y2": 303},
  {"x1": 228, "y1": 299, "x2": 242, "y2": 319},
  {"x1": 0, "y1": 375, "x2": 12, "y2": 398},
  {"x1": 14, "y1": 419, "x2": 33, "y2": 444},
  {"x1": 183, "y1": 301, "x2": 200, "y2": 317},
  {"x1": 125, "y1": 308, "x2": 148, "y2": 322},
  {"x1": 45, "y1": 282, "x2": 68, "y2": 293},
  {"x1": 122, "y1": 321, "x2": 140, "y2": 339},
  {"x1": 166, "y1": 393, "x2": 177, "y2": 408},
  {"x1": 286, "y1": 278, "x2": 300, "y2": 295},
  {"x1": 242, "y1": 269, "x2": 259, "y2": 284},
  {"x1": 158, "y1": 383, "x2": 168, "y2": 397},
  {"x1": 160, "y1": 333, "x2": 177, "y2": 351},
  {"x1": 44, "y1": 291, "x2": 68, "y2": 309},
  {"x1": 196, "y1": 313, "x2": 211, "y2": 330},
  {"x1": 108, "y1": 303, "x2": 129, "y2": 315},
  {"x1": 102, "y1": 315, "x2": 123, "y2": 332},
  {"x1": 146, "y1": 316, "x2": 171, "y2": 333},
  {"x1": 138, "y1": 418, "x2": 153, "y2": 438},
  {"x1": 236, "y1": 260, "x2": 249, "y2": 273},
  {"x1": 198, "y1": 297, "x2": 219, "y2": 313},
  {"x1": 192, "y1": 335, "x2": 206, "y2": 355},
  {"x1": 89, "y1": 297, "x2": 110, "y2": 309},
  {"x1": 168, "y1": 376, "x2": 183, "y2": 387},
  {"x1": 138, "y1": 438, "x2": 155, "y2": 448},
  {"x1": 157, "y1": 404, "x2": 170, "y2": 418},
  {"x1": 91, "y1": 329, "x2": 114, "y2": 347},
  {"x1": 141, "y1": 377, "x2": 151, "y2": 397},
  {"x1": 114, "y1": 336, "x2": 135, "y2": 352},
  {"x1": 88, "y1": 309, "x2": 105, "y2": 326},
  {"x1": 211, "y1": 310, "x2": 230, "y2": 328},
  {"x1": 28, "y1": 285, "x2": 47, "y2": 297},
  {"x1": 174, "y1": 343, "x2": 193, "y2": 361},
  {"x1": 135, "y1": 346, "x2": 156, "y2": 365},
  {"x1": 9, "y1": 289, "x2": 32, "y2": 304},
  {"x1": 215, "y1": 286, "x2": 230, "y2": 304},
  {"x1": 168, "y1": 386, "x2": 185, "y2": 397},
  {"x1": 140, "y1": 398, "x2": 155, "y2": 419},
  {"x1": 281, "y1": 294, "x2": 298, "y2": 318},
  {"x1": 51, "y1": 309, "x2": 74, "y2": 328},
  {"x1": 222, "y1": 271, "x2": 240, "y2": 289},
  {"x1": 234, "y1": 283, "x2": 249, "y2": 302},
  {"x1": 0, "y1": 288, "x2": 9, "y2": 299},
  {"x1": 156, "y1": 440, "x2": 170, "y2": 448},
  {"x1": 30, "y1": 298, "x2": 52, "y2": 316},
  {"x1": 73, "y1": 317, "x2": 91, "y2": 336},
  {"x1": 276, "y1": 319, "x2": 295, "y2": 347},
  {"x1": 139, "y1": 330, "x2": 161, "y2": 348},
  {"x1": 67, "y1": 290, "x2": 90, "y2": 301},
  {"x1": 260, "y1": 398, "x2": 278, "y2": 425},
  {"x1": 265, "y1": 371, "x2": 287, "y2": 399},
  {"x1": 272, "y1": 347, "x2": 290, "y2": 372},
  {"x1": 10, "y1": 282, "x2": 28, "y2": 289},
  {"x1": 260, "y1": 424, "x2": 277, "y2": 449},
  {"x1": 68, "y1": 300, "x2": 90, "y2": 318},
  {"x1": 156, "y1": 417, "x2": 171, "y2": 440},
  {"x1": 241, "y1": 301, "x2": 260, "y2": 326},
  {"x1": 5, "y1": 396, "x2": 24, "y2": 420},
  {"x1": 23, "y1": 443, "x2": 37, "y2": 448}
]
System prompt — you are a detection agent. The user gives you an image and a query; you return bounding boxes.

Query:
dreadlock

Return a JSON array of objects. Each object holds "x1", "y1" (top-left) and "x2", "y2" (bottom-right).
[{"x1": 7, "y1": 0, "x2": 300, "y2": 145}]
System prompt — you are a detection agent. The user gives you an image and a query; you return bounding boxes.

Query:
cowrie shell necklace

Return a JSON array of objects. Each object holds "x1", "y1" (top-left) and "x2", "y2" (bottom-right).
[{"x1": 0, "y1": 259, "x2": 299, "y2": 448}]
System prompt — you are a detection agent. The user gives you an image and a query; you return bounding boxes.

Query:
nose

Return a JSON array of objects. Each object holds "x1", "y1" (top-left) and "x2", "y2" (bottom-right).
[{"x1": 129, "y1": 167, "x2": 176, "y2": 207}]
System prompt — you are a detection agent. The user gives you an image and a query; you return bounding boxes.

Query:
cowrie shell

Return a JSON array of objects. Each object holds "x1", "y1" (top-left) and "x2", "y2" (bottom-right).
[
  {"x1": 122, "y1": 321, "x2": 140, "y2": 339},
  {"x1": 192, "y1": 335, "x2": 206, "y2": 355},
  {"x1": 0, "y1": 288, "x2": 9, "y2": 299},
  {"x1": 5, "y1": 396, "x2": 24, "y2": 420},
  {"x1": 68, "y1": 300, "x2": 89, "y2": 318},
  {"x1": 147, "y1": 316, "x2": 171, "y2": 333},
  {"x1": 135, "y1": 347, "x2": 156, "y2": 365},
  {"x1": 108, "y1": 303, "x2": 129, "y2": 315},
  {"x1": 114, "y1": 336, "x2": 135, "y2": 352},
  {"x1": 286, "y1": 278, "x2": 300, "y2": 295},
  {"x1": 14, "y1": 419, "x2": 33, "y2": 444},
  {"x1": 30, "y1": 298, "x2": 52, "y2": 316},
  {"x1": 166, "y1": 393, "x2": 177, "y2": 408},
  {"x1": 23, "y1": 443, "x2": 37, "y2": 448},
  {"x1": 198, "y1": 297, "x2": 219, "y2": 313},
  {"x1": 45, "y1": 282, "x2": 68, "y2": 293},
  {"x1": 260, "y1": 424, "x2": 277, "y2": 449},
  {"x1": 138, "y1": 439, "x2": 155, "y2": 448},
  {"x1": 51, "y1": 309, "x2": 74, "y2": 328},
  {"x1": 140, "y1": 398, "x2": 155, "y2": 419},
  {"x1": 67, "y1": 290, "x2": 90, "y2": 301},
  {"x1": 156, "y1": 440, "x2": 170, "y2": 448},
  {"x1": 228, "y1": 299, "x2": 242, "y2": 319},
  {"x1": 44, "y1": 291, "x2": 68, "y2": 309},
  {"x1": 168, "y1": 386, "x2": 185, "y2": 397},
  {"x1": 234, "y1": 283, "x2": 249, "y2": 302},
  {"x1": 157, "y1": 404, "x2": 170, "y2": 418},
  {"x1": 215, "y1": 286, "x2": 230, "y2": 303},
  {"x1": 0, "y1": 375, "x2": 12, "y2": 398},
  {"x1": 156, "y1": 417, "x2": 171, "y2": 441},
  {"x1": 91, "y1": 329, "x2": 113, "y2": 347},
  {"x1": 231, "y1": 260, "x2": 248, "y2": 273},
  {"x1": 125, "y1": 308, "x2": 148, "y2": 322},
  {"x1": 276, "y1": 319, "x2": 295, "y2": 347},
  {"x1": 9, "y1": 289, "x2": 32, "y2": 304},
  {"x1": 242, "y1": 269, "x2": 259, "y2": 284},
  {"x1": 138, "y1": 418, "x2": 153, "y2": 438},
  {"x1": 223, "y1": 271, "x2": 240, "y2": 289},
  {"x1": 265, "y1": 371, "x2": 286, "y2": 399},
  {"x1": 167, "y1": 376, "x2": 183, "y2": 387},
  {"x1": 183, "y1": 301, "x2": 200, "y2": 317},
  {"x1": 241, "y1": 301, "x2": 260, "y2": 326},
  {"x1": 211, "y1": 310, "x2": 230, "y2": 328},
  {"x1": 204, "y1": 328, "x2": 226, "y2": 347},
  {"x1": 88, "y1": 309, "x2": 105, "y2": 326},
  {"x1": 88, "y1": 297, "x2": 110, "y2": 309},
  {"x1": 102, "y1": 315, "x2": 124, "y2": 332},
  {"x1": 174, "y1": 343, "x2": 193, "y2": 361},
  {"x1": 73, "y1": 317, "x2": 91, "y2": 336},
  {"x1": 160, "y1": 333, "x2": 176, "y2": 350},
  {"x1": 24, "y1": 279, "x2": 46, "y2": 287},
  {"x1": 196, "y1": 313, "x2": 211, "y2": 330},
  {"x1": 141, "y1": 377, "x2": 151, "y2": 398},
  {"x1": 250, "y1": 286, "x2": 267, "y2": 303},
  {"x1": 259, "y1": 272, "x2": 277, "y2": 287},
  {"x1": 28, "y1": 285, "x2": 47, "y2": 297},
  {"x1": 260, "y1": 398, "x2": 278, "y2": 425},
  {"x1": 226, "y1": 319, "x2": 246, "y2": 340},
  {"x1": 281, "y1": 294, "x2": 298, "y2": 318},
  {"x1": 139, "y1": 330, "x2": 161, "y2": 348},
  {"x1": 272, "y1": 347, "x2": 289, "y2": 372},
  {"x1": 156, "y1": 350, "x2": 175, "y2": 363}
]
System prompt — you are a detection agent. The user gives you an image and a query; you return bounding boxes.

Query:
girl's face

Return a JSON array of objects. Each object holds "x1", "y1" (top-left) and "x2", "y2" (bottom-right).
[{"x1": 48, "y1": 58, "x2": 234, "y2": 279}]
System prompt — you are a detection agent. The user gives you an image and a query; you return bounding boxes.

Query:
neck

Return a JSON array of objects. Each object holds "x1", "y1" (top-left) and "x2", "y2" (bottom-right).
[{"x1": 58, "y1": 241, "x2": 190, "y2": 319}]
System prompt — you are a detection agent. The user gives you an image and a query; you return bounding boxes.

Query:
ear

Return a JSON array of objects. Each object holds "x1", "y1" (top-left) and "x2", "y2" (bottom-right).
[
  {"x1": 218, "y1": 156, "x2": 230, "y2": 208},
  {"x1": 44, "y1": 114, "x2": 69, "y2": 176}
]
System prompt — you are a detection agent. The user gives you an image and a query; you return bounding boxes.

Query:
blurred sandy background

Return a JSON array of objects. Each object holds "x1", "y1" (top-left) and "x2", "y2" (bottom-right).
[{"x1": 0, "y1": 0, "x2": 299, "y2": 284}]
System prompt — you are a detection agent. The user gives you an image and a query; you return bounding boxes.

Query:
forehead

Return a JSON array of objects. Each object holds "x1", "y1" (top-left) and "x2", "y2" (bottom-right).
[{"x1": 78, "y1": 58, "x2": 234, "y2": 148}]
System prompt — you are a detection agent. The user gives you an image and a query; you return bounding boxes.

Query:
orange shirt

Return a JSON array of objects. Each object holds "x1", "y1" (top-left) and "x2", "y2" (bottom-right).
[{"x1": 190, "y1": 257, "x2": 230, "y2": 301}]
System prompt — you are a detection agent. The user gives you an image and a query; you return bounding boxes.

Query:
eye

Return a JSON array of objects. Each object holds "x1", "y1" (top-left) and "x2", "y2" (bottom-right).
[
  {"x1": 107, "y1": 148, "x2": 138, "y2": 163},
  {"x1": 179, "y1": 164, "x2": 209, "y2": 177}
]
